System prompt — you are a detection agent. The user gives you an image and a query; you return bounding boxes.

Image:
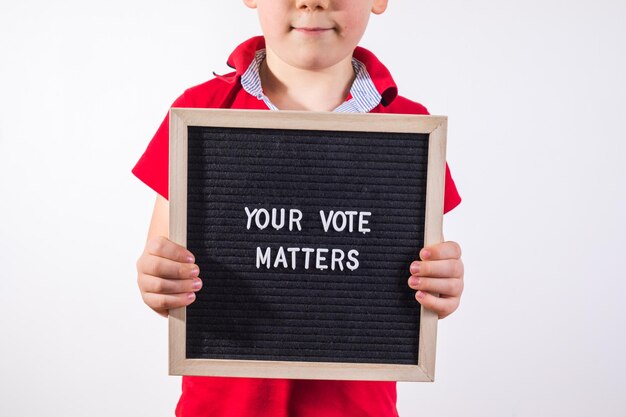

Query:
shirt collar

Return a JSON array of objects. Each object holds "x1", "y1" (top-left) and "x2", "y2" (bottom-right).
[
  {"x1": 240, "y1": 49, "x2": 382, "y2": 113},
  {"x1": 226, "y1": 36, "x2": 398, "y2": 107}
]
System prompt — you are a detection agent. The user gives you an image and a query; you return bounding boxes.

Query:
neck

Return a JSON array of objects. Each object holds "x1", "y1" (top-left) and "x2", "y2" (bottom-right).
[{"x1": 259, "y1": 46, "x2": 355, "y2": 112}]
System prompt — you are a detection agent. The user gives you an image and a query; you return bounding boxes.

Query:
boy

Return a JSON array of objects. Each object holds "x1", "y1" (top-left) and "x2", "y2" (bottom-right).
[{"x1": 133, "y1": 1, "x2": 464, "y2": 416}]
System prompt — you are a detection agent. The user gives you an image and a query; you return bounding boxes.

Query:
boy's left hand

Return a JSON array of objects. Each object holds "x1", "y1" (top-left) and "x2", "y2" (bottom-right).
[{"x1": 408, "y1": 241, "x2": 464, "y2": 319}]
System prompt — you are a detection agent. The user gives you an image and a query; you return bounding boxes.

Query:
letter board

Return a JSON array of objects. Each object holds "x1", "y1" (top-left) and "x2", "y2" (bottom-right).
[{"x1": 169, "y1": 109, "x2": 447, "y2": 381}]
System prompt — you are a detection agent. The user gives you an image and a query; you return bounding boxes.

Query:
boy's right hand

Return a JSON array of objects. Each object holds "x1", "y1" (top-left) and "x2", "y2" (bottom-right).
[{"x1": 136, "y1": 236, "x2": 202, "y2": 317}]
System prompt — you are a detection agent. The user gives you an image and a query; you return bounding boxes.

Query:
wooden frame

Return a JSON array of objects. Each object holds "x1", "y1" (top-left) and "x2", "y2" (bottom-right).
[{"x1": 169, "y1": 108, "x2": 447, "y2": 381}]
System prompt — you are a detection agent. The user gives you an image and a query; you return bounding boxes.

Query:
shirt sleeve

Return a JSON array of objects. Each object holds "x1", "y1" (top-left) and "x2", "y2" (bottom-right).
[
  {"x1": 443, "y1": 163, "x2": 462, "y2": 214},
  {"x1": 131, "y1": 93, "x2": 189, "y2": 200}
]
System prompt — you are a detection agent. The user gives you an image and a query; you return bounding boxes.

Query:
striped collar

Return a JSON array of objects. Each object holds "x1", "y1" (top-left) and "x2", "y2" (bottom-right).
[{"x1": 240, "y1": 49, "x2": 382, "y2": 113}]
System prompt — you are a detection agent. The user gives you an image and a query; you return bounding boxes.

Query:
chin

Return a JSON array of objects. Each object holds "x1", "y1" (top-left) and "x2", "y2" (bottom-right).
[{"x1": 289, "y1": 50, "x2": 344, "y2": 71}]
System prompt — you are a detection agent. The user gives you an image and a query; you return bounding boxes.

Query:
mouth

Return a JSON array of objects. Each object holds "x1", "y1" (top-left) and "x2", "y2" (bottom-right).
[{"x1": 291, "y1": 26, "x2": 334, "y2": 33}]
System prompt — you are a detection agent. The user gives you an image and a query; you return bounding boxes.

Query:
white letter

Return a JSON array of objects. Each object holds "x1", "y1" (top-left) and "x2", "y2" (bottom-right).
[
  {"x1": 331, "y1": 249, "x2": 345, "y2": 271},
  {"x1": 345, "y1": 211, "x2": 358, "y2": 232},
  {"x1": 255, "y1": 208, "x2": 270, "y2": 230},
  {"x1": 289, "y1": 209, "x2": 303, "y2": 231},
  {"x1": 302, "y1": 248, "x2": 315, "y2": 269},
  {"x1": 245, "y1": 207, "x2": 258, "y2": 230},
  {"x1": 256, "y1": 247, "x2": 271, "y2": 269},
  {"x1": 332, "y1": 211, "x2": 347, "y2": 232},
  {"x1": 286, "y1": 247, "x2": 300, "y2": 270},
  {"x1": 316, "y1": 248, "x2": 329, "y2": 270},
  {"x1": 271, "y1": 208, "x2": 285, "y2": 230},
  {"x1": 346, "y1": 249, "x2": 360, "y2": 271},
  {"x1": 358, "y1": 212, "x2": 371, "y2": 234},
  {"x1": 273, "y1": 246, "x2": 288, "y2": 269},
  {"x1": 319, "y1": 210, "x2": 333, "y2": 232}
]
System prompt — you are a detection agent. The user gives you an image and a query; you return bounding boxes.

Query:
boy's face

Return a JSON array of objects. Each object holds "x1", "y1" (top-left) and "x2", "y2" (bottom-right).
[{"x1": 243, "y1": 0, "x2": 388, "y2": 70}]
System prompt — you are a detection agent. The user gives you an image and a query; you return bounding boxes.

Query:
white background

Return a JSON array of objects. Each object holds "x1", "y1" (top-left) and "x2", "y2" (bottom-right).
[{"x1": 1, "y1": 1, "x2": 625, "y2": 416}]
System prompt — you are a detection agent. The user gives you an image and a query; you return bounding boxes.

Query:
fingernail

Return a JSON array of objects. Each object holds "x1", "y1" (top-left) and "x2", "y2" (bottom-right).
[
  {"x1": 193, "y1": 279, "x2": 202, "y2": 290},
  {"x1": 416, "y1": 291, "x2": 425, "y2": 300},
  {"x1": 408, "y1": 277, "x2": 420, "y2": 288},
  {"x1": 190, "y1": 267, "x2": 200, "y2": 277},
  {"x1": 421, "y1": 249, "x2": 431, "y2": 260},
  {"x1": 186, "y1": 255, "x2": 195, "y2": 263},
  {"x1": 410, "y1": 262, "x2": 420, "y2": 275},
  {"x1": 187, "y1": 292, "x2": 196, "y2": 301}
]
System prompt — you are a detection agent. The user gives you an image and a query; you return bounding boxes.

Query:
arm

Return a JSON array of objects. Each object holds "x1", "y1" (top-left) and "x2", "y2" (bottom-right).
[
  {"x1": 407, "y1": 239, "x2": 464, "y2": 319},
  {"x1": 136, "y1": 194, "x2": 202, "y2": 317}
]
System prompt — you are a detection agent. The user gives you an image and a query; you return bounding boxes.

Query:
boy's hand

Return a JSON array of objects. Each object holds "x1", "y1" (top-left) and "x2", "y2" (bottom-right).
[
  {"x1": 407, "y1": 241, "x2": 464, "y2": 319},
  {"x1": 136, "y1": 236, "x2": 202, "y2": 317}
]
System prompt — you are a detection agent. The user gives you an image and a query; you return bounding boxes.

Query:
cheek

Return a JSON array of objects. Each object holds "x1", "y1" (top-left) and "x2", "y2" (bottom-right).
[
  {"x1": 336, "y1": 10, "x2": 371, "y2": 39},
  {"x1": 335, "y1": 4, "x2": 370, "y2": 37},
  {"x1": 257, "y1": 4, "x2": 290, "y2": 35}
]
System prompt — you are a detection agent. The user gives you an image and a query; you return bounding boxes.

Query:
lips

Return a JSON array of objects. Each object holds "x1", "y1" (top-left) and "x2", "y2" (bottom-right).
[
  {"x1": 294, "y1": 27, "x2": 332, "y2": 31},
  {"x1": 292, "y1": 27, "x2": 334, "y2": 37},
  {"x1": 291, "y1": 25, "x2": 334, "y2": 32}
]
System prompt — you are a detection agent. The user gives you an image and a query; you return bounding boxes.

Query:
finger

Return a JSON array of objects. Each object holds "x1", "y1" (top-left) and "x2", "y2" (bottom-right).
[
  {"x1": 408, "y1": 276, "x2": 463, "y2": 298},
  {"x1": 145, "y1": 236, "x2": 196, "y2": 263},
  {"x1": 141, "y1": 291, "x2": 197, "y2": 313},
  {"x1": 138, "y1": 274, "x2": 203, "y2": 295},
  {"x1": 409, "y1": 259, "x2": 464, "y2": 278},
  {"x1": 420, "y1": 241, "x2": 462, "y2": 261},
  {"x1": 137, "y1": 255, "x2": 200, "y2": 280},
  {"x1": 414, "y1": 291, "x2": 460, "y2": 319}
]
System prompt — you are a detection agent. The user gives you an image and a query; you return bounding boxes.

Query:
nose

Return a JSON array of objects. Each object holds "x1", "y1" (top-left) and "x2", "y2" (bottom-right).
[{"x1": 295, "y1": 0, "x2": 330, "y2": 11}]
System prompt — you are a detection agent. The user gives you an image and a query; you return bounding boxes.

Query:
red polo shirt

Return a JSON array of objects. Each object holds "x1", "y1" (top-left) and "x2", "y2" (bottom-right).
[{"x1": 133, "y1": 36, "x2": 461, "y2": 417}]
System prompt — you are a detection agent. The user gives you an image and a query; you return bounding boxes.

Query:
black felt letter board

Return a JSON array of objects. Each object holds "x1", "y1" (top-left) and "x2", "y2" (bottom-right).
[{"x1": 184, "y1": 125, "x2": 429, "y2": 366}]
